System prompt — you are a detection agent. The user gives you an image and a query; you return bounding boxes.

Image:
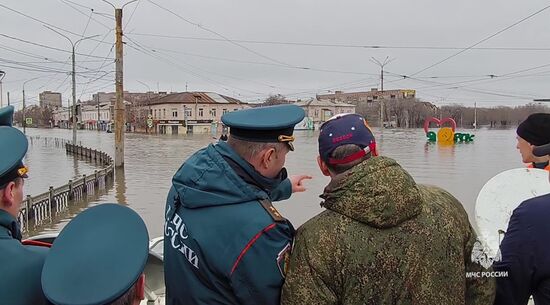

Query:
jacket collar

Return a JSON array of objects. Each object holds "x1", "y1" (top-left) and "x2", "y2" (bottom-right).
[{"x1": 0, "y1": 209, "x2": 22, "y2": 241}]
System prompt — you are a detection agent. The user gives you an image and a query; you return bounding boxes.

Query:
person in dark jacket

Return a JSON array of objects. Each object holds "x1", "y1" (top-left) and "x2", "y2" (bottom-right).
[
  {"x1": 0, "y1": 105, "x2": 49, "y2": 305},
  {"x1": 164, "y1": 104, "x2": 312, "y2": 305},
  {"x1": 494, "y1": 115, "x2": 550, "y2": 305}
]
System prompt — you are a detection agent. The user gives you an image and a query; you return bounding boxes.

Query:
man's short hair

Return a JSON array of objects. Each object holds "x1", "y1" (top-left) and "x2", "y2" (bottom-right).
[
  {"x1": 106, "y1": 281, "x2": 137, "y2": 305},
  {"x1": 326, "y1": 144, "x2": 371, "y2": 175},
  {"x1": 0, "y1": 176, "x2": 22, "y2": 191},
  {"x1": 227, "y1": 136, "x2": 288, "y2": 162}
]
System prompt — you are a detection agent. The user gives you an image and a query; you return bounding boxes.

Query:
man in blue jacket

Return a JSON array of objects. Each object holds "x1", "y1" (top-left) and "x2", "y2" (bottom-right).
[
  {"x1": 0, "y1": 106, "x2": 49, "y2": 305},
  {"x1": 164, "y1": 104, "x2": 312, "y2": 305},
  {"x1": 494, "y1": 115, "x2": 550, "y2": 305}
]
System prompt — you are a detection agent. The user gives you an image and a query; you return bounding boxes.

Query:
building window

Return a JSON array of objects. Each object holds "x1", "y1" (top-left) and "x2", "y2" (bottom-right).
[
  {"x1": 185, "y1": 108, "x2": 192, "y2": 118},
  {"x1": 233, "y1": 108, "x2": 238, "y2": 112},
  {"x1": 163, "y1": 109, "x2": 166, "y2": 118},
  {"x1": 172, "y1": 109, "x2": 178, "y2": 118},
  {"x1": 211, "y1": 108, "x2": 216, "y2": 117},
  {"x1": 222, "y1": 109, "x2": 228, "y2": 115},
  {"x1": 373, "y1": 96, "x2": 378, "y2": 100},
  {"x1": 390, "y1": 95, "x2": 396, "y2": 99},
  {"x1": 315, "y1": 109, "x2": 319, "y2": 117},
  {"x1": 199, "y1": 108, "x2": 204, "y2": 117}
]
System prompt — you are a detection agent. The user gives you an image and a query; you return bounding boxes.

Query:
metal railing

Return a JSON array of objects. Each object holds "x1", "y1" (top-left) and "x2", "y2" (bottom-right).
[{"x1": 19, "y1": 143, "x2": 114, "y2": 236}]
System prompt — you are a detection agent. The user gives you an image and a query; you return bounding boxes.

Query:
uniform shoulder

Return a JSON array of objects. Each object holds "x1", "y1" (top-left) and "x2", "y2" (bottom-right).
[{"x1": 259, "y1": 199, "x2": 286, "y2": 222}]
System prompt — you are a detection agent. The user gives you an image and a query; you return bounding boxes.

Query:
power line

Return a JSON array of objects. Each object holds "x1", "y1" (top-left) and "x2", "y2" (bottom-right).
[
  {"x1": 387, "y1": 62, "x2": 550, "y2": 94},
  {"x1": 146, "y1": 0, "x2": 302, "y2": 69},
  {"x1": 409, "y1": 4, "x2": 550, "y2": 76},
  {"x1": 129, "y1": 32, "x2": 550, "y2": 52},
  {"x1": 78, "y1": 43, "x2": 115, "y2": 100},
  {"x1": 127, "y1": 39, "x2": 380, "y2": 76},
  {"x1": 396, "y1": 74, "x2": 539, "y2": 99},
  {"x1": 59, "y1": 0, "x2": 114, "y2": 19},
  {"x1": 58, "y1": 0, "x2": 111, "y2": 30},
  {"x1": 124, "y1": 0, "x2": 140, "y2": 30},
  {"x1": 0, "y1": 34, "x2": 114, "y2": 60},
  {"x1": 125, "y1": 37, "x2": 267, "y2": 95},
  {"x1": 0, "y1": 3, "x2": 111, "y2": 46}
]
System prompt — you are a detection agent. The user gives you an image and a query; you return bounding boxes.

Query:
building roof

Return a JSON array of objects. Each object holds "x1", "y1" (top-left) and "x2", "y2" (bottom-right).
[{"x1": 148, "y1": 92, "x2": 245, "y2": 105}]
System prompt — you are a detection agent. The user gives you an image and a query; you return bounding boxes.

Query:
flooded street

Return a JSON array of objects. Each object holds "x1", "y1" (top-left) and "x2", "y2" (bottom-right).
[{"x1": 23, "y1": 127, "x2": 521, "y2": 238}]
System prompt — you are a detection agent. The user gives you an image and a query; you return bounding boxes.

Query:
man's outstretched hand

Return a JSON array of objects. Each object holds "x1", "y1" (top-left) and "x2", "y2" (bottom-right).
[{"x1": 289, "y1": 175, "x2": 313, "y2": 193}]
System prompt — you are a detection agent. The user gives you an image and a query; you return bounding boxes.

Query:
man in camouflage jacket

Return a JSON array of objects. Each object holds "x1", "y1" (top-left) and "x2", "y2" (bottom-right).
[{"x1": 281, "y1": 114, "x2": 495, "y2": 305}]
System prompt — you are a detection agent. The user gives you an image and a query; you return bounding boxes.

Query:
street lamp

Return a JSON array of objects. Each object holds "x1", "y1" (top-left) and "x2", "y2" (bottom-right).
[
  {"x1": 22, "y1": 76, "x2": 43, "y2": 134},
  {"x1": 0, "y1": 70, "x2": 5, "y2": 107},
  {"x1": 44, "y1": 25, "x2": 99, "y2": 145},
  {"x1": 137, "y1": 80, "x2": 153, "y2": 134}
]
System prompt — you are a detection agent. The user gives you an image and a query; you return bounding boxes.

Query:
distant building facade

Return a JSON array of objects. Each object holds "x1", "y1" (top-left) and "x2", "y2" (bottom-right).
[
  {"x1": 147, "y1": 92, "x2": 249, "y2": 134},
  {"x1": 52, "y1": 107, "x2": 70, "y2": 128},
  {"x1": 317, "y1": 88, "x2": 416, "y2": 104},
  {"x1": 39, "y1": 91, "x2": 62, "y2": 108},
  {"x1": 294, "y1": 98, "x2": 355, "y2": 126},
  {"x1": 81, "y1": 103, "x2": 112, "y2": 131}
]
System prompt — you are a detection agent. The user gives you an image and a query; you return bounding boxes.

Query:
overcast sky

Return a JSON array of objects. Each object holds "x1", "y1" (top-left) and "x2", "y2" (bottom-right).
[{"x1": 2, "y1": 0, "x2": 550, "y2": 109}]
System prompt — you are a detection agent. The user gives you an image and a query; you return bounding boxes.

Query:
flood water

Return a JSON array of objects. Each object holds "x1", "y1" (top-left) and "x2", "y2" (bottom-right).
[{"x1": 22, "y1": 127, "x2": 522, "y2": 238}]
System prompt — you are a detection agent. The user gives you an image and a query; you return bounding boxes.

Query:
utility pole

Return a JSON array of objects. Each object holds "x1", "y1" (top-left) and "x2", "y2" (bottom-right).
[
  {"x1": 7, "y1": 92, "x2": 10, "y2": 106},
  {"x1": 370, "y1": 56, "x2": 395, "y2": 128},
  {"x1": 97, "y1": 94, "x2": 101, "y2": 131},
  {"x1": 474, "y1": 102, "x2": 477, "y2": 130},
  {"x1": 104, "y1": 0, "x2": 137, "y2": 167},
  {"x1": 44, "y1": 26, "x2": 99, "y2": 144},
  {"x1": 137, "y1": 80, "x2": 152, "y2": 134},
  {"x1": 72, "y1": 43, "x2": 77, "y2": 144},
  {"x1": 22, "y1": 88, "x2": 26, "y2": 134},
  {"x1": 114, "y1": 7, "x2": 125, "y2": 167},
  {"x1": 0, "y1": 70, "x2": 5, "y2": 107}
]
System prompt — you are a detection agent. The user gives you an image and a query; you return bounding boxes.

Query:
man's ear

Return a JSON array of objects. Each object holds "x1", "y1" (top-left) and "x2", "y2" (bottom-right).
[
  {"x1": 261, "y1": 148, "x2": 276, "y2": 169},
  {"x1": 135, "y1": 274, "x2": 146, "y2": 301},
  {"x1": 317, "y1": 156, "x2": 331, "y2": 177},
  {"x1": 1, "y1": 181, "x2": 16, "y2": 209}
]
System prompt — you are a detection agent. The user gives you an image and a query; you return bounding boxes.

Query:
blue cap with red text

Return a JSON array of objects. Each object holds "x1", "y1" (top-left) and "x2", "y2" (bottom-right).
[{"x1": 318, "y1": 113, "x2": 377, "y2": 165}]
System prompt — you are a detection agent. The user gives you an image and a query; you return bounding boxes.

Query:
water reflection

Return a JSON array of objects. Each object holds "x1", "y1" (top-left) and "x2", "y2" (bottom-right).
[{"x1": 115, "y1": 168, "x2": 127, "y2": 205}]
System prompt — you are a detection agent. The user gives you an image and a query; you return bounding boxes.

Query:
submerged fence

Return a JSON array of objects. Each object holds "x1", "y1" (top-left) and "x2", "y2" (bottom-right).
[{"x1": 19, "y1": 142, "x2": 114, "y2": 236}]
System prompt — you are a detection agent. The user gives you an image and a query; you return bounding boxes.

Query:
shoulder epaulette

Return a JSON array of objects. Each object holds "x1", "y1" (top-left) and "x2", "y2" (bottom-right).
[{"x1": 259, "y1": 199, "x2": 285, "y2": 222}]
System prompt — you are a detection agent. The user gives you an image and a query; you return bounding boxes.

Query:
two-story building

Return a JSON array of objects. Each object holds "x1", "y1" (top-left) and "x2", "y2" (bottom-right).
[
  {"x1": 147, "y1": 92, "x2": 249, "y2": 134},
  {"x1": 81, "y1": 103, "x2": 112, "y2": 131},
  {"x1": 52, "y1": 107, "x2": 70, "y2": 128},
  {"x1": 294, "y1": 98, "x2": 356, "y2": 128}
]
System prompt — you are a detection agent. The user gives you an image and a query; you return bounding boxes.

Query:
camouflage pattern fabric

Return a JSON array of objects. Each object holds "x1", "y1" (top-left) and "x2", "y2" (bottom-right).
[{"x1": 281, "y1": 156, "x2": 495, "y2": 305}]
